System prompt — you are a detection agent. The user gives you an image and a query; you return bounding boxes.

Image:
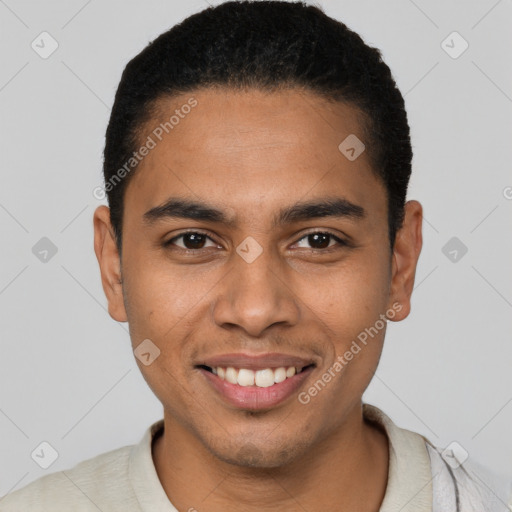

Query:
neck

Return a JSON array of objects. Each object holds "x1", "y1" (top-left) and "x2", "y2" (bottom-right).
[{"x1": 152, "y1": 404, "x2": 389, "y2": 512}]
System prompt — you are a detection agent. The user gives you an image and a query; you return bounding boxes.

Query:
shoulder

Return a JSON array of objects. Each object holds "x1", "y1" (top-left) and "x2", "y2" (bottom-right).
[
  {"x1": 0, "y1": 444, "x2": 137, "y2": 511},
  {"x1": 425, "y1": 442, "x2": 512, "y2": 512},
  {"x1": 362, "y1": 404, "x2": 512, "y2": 511}
]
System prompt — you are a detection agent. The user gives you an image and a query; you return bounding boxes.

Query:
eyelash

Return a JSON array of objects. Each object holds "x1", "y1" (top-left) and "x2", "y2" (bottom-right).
[{"x1": 163, "y1": 229, "x2": 349, "y2": 254}]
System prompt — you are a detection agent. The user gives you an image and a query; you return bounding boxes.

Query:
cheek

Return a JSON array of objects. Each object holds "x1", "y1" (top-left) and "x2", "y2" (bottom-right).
[
  {"x1": 305, "y1": 254, "x2": 391, "y2": 404},
  {"x1": 122, "y1": 258, "x2": 210, "y2": 413},
  {"x1": 309, "y1": 251, "x2": 390, "y2": 334},
  {"x1": 123, "y1": 253, "x2": 210, "y2": 337}
]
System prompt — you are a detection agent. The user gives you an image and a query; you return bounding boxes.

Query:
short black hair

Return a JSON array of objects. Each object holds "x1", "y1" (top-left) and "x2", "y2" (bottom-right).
[{"x1": 103, "y1": 0, "x2": 412, "y2": 252}]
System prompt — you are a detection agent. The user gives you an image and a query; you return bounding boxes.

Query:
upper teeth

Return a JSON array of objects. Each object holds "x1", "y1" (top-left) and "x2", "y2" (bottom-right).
[{"x1": 211, "y1": 366, "x2": 301, "y2": 387}]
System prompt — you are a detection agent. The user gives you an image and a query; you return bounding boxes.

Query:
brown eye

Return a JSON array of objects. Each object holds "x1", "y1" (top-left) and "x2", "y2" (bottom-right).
[
  {"x1": 295, "y1": 232, "x2": 346, "y2": 250},
  {"x1": 308, "y1": 233, "x2": 330, "y2": 249},
  {"x1": 165, "y1": 232, "x2": 218, "y2": 251},
  {"x1": 181, "y1": 233, "x2": 207, "y2": 249}
]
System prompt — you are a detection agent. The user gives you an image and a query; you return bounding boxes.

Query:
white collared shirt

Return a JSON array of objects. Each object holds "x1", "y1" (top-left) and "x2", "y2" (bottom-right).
[{"x1": 1, "y1": 403, "x2": 511, "y2": 511}]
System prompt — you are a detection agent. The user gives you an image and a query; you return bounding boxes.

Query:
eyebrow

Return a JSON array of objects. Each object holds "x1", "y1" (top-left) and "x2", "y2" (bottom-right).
[{"x1": 143, "y1": 196, "x2": 365, "y2": 228}]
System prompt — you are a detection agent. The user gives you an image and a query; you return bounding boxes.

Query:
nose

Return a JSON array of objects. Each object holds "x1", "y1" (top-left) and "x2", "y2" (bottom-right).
[{"x1": 211, "y1": 245, "x2": 301, "y2": 337}]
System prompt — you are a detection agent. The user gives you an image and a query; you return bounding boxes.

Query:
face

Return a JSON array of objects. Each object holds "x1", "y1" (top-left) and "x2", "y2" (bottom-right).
[{"x1": 94, "y1": 87, "x2": 422, "y2": 468}]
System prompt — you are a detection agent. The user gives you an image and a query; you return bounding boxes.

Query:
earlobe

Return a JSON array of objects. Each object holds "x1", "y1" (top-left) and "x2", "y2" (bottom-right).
[
  {"x1": 93, "y1": 205, "x2": 128, "y2": 322},
  {"x1": 387, "y1": 200, "x2": 423, "y2": 322}
]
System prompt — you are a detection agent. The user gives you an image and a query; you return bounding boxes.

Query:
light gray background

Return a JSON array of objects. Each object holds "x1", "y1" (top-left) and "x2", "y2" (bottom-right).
[{"x1": 1, "y1": 0, "x2": 511, "y2": 497}]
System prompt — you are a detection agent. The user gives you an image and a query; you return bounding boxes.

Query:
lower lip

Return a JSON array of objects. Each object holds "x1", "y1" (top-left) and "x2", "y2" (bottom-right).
[{"x1": 199, "y1": 366, "x2": 314, "y2": 411}]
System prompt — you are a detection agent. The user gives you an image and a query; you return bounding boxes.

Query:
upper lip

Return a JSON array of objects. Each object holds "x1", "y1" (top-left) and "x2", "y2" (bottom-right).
[{"x1": 197, "y1": 352, "x2": 317, "y2": 370}]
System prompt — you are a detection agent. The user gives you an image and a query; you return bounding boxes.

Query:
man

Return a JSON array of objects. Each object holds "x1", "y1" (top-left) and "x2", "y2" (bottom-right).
[{"x1": 1, "y1": 1, "x2": 510, "y2": 510}]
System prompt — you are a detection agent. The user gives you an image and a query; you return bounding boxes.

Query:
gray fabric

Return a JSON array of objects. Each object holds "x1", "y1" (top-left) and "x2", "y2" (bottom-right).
[
  {"x1": 1, "y1": 405, "x2": 510, "y2": 511},
  {"x1": 427, "y1": 442, "x2": 512, "y2": 512}
]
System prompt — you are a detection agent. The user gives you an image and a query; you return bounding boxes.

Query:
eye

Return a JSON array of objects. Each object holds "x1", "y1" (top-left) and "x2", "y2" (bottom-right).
[
  {"x1": 293, "y1": 231, "x2": 347, "y2": 250},
  {"x1": 165, "y1": 231, "x2": 219, "y2": 251},
  {"x1": 163, "y1": 230, "x2": 348, "y2": 254}
]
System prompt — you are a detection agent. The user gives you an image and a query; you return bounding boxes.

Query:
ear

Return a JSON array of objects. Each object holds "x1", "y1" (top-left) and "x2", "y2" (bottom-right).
[
  {"x1": 93, "y1": 205, "x2": 128, "y2": 322},
  {"x1": 387, "y1": 200, "x2": 423, "y2": 322}
]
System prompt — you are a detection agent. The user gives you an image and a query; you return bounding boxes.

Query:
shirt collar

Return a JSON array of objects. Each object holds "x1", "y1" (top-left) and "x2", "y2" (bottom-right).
[
  {"x1": 363, "y1": 403, "x2": 433, "y2": 512},
  {"x1": 129, "y1": 404, "x2": 433, "y2": 511},
  {"x1": 128, "y1": 419, "x2": 177, "y2": 511}
]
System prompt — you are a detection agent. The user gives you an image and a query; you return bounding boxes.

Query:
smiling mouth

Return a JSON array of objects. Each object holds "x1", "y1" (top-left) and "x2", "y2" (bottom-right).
[{"x1": 197, "y1": 364, "x2": 315, "y2": 388}]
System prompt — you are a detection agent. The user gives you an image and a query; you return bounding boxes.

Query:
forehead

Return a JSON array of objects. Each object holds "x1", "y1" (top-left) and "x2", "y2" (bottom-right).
[
  {"x1": 147, "y1": 87, "x2": 366, "y2": 161},
  {"x1": 125, "y1": 87, "x2": 386, "y2": 224}
]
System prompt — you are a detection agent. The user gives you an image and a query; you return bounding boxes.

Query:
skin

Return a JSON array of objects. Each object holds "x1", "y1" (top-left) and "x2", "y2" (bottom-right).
[{"x1": 94, "y1": 87, "x2": 422, "y2": 511}]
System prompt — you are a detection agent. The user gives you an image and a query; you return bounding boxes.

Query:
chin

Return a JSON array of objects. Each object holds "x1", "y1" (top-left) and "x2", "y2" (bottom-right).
[{"x1": 211, "y1": 438, "x2": 308, "y2": 469}]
